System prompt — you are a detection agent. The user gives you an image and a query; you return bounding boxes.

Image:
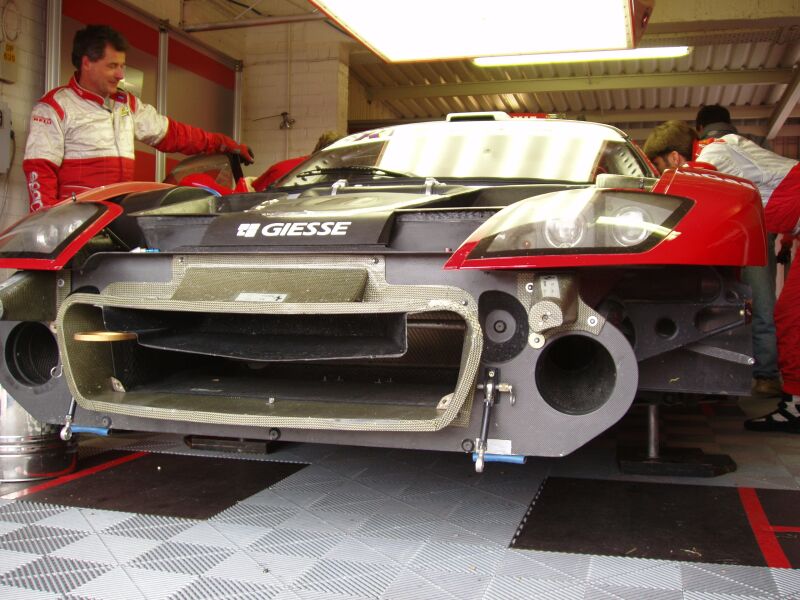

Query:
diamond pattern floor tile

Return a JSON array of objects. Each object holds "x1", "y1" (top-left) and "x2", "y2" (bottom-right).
[
  {"x1": 770, "y1": 567, "x2": 800, "y2": 596},
  {"x1": 212, "y1": 504, "x2": 298, "y2": 529},
  {"x1": 128, "y1": 541, "x2": 236, "y2": 576},
  {"x1": 49, "y1": 534, "x2": 119, "y2": 565},
  {"x1": 0, "y1": 413, "x2": 795, "y2": 600},
  {"x1": 0, "y1": 583, "x2": 59, "y2": 599},
  {"x1": 682, "y1": 564, "x2": 781, "y2": 597},
  {"x1": 123, "y1": 566, "x2": 196, "y2": 600},
  {"x1": 248, "y1": 528, "x2": 341, "y2": 558},
  {"x1": 67, "y1": 566, "x2": 147, "y2": 600},
  {"x1": 483, "y1": 576, "x2": 587, "y2": 600},
  {"x1": 97, "y1": 534, "x2": 161, "y2": 565},
  {"x1": 0, "y1": 502, "x2": 70, "y2": 526},
  {"x1": 245, "y1": 550, "x2": 316, "y2": 586},
  {"x1": 0, "y1": 554, "x2": 114, "y2": 595},
  {"x1": 167, "y1": 576, "x2": 281, "y2": 600},
  {"x1": 292, "y1": 558, "x2": 401, "y2": 598},
  {"x1": 101, "y1": 514, "x2": 197, "y2": 541},
  {"x1": 0, "y1": 524, "x2": 88, "y2": 555},
  {"x1": 169, "y1": 522, "x2": 241, "y2": 549},
  {"x1": 202, "y1": 551, "x2": 285, "y2": 587}
]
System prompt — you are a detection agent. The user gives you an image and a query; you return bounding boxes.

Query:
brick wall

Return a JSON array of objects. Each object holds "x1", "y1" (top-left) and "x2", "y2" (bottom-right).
[
  {"x1": 241, "y1": 21, "x2": 350, "y2": 177},
  {"x1": 0, "y1": 0, "x2": 46, "y2": 230}
]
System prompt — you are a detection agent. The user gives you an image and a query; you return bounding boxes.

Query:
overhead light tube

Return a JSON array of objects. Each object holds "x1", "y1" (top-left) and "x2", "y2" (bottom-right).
[{"x1": 474, "y1": 46, "x2": 692, "y2": 67}]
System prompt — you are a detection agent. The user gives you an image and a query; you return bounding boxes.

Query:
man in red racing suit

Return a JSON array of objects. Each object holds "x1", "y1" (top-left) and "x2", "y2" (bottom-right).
[
  {"x1": 23, "y1": 24, "x2": 253, "y2": 211},
  {"x1": 644, "y1": 120, "x2": 800, "y2": 432}
]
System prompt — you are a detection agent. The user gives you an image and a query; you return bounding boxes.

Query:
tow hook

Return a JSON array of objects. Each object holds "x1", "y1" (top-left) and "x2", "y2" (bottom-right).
[{"x1": 473, "y1": 368, "x2": 515, "y2": 473}]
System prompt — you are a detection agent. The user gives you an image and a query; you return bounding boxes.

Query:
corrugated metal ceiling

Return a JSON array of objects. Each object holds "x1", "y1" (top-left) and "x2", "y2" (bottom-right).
[{"x1": 192, "y1": 1, "x2": 800, "y2": 143}]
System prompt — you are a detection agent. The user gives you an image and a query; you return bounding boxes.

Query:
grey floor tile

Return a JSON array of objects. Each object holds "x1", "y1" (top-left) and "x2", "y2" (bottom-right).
[
  {"x1": 211, "y1": 503, "x2": 298, "y2": 529},
  {"x1": 584, "y1": 585, "x2": 683, "y2": 599},
  {"x1": 682, "y1": 563, "x2": 781, "y2": 597},
  {"x1": 248, "y1": 528, "x2": 341, "y2": 558},
  {"x1": 245, "y1": 550, "x2": 316, "y2": 586},
  {"x1": 408, "y1": 540, "x2": 505, "y2": 576},
  {"x1": 122, "y1": 566, "x2": 196, "y2": 600},
  {"x1": 0, "y1": 417, "x2": 795, "y2": 600},
  {"x1": 770, "y1": 566, "x2": 800, "y2": 597},
  {"x1": 127, "y1": 541, "x2": 236, "y2": 576},
  {"x1": 169, "y1": 522, "x2": 242, "y2": 549},
  {"x1": 67, "y1": 566, "x2": 147, "y2": 600},
  {"x1": 0, "y1": 554, "x2": 114, "y2": 595},
  {"x1": 293, "y1": 558, "x2": 402, "y2": 599},
  {"x1": 0, "y1": 503, "x2": 70, "y2": 526},
  {"x1": 483, "y1": 576, "x2": 586, "y2": 600},
  {"x1": 49, "y1": 534, "x2": 119, "y2": 565},
  {"x1": 0, "y1": 583, "x2": 59, "y2": 599},
  {"x1": 202, "y1": 551, "x2": 286, "y2": 586},
  {"x1": 101, "y1": 514, "x2": 197, "y2": 541},
  {"x1": 167, "y1": 576, "x2": 282, "y2": 600},
  {"x1": 0, "y1": 524, "x2": 88, "y2": 555},
  {"x1": 97, "y1": 534, "x2": 161, "y2": 565}
]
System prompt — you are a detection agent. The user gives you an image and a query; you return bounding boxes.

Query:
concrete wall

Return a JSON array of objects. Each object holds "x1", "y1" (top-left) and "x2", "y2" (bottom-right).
[{"x1": 1, "y1": 0, "x2": 46, "y2": 230}]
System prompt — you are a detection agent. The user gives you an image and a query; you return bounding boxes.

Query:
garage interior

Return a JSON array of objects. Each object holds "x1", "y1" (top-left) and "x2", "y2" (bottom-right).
[{"x1": 0, "y1": 0, "x2": 800, "y2": 598}]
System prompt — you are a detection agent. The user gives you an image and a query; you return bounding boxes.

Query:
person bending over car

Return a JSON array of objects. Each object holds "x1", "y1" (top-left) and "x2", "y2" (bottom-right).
[
  {"x1": 644, "y1": 120, "x2": 800, "y2": 433},
  {"x1": 695, "y1": 105, "x2": 782, "y2": 400},
  {"x1": 23, "y1": 24, "x2": 253, "y2": 211}
]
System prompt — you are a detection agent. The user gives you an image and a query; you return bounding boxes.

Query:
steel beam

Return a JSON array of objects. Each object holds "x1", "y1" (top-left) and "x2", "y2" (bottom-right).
[
  {"x1": 366, "y1": 69, "x2": 795, "y2": 101},
  {"x1": 766, "y1": 67, "x2": 800, "y2": 140}
]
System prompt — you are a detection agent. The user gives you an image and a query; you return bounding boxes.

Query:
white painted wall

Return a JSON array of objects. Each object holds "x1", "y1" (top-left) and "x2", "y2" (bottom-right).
[{"x1": 0, "y1": 0, "x2": 46, "y2": 230}]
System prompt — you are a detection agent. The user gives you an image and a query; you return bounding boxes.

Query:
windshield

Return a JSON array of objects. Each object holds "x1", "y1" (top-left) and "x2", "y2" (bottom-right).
[{"x1": 277, "y1": 120, "x2": 651, "y2": 187}]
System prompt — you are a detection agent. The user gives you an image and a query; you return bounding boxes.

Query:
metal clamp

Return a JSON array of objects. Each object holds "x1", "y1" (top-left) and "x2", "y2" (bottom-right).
[
  {"x1": 473, "y1": 368, "x2": 515, "y2": 473},
  {"x1": 60, "y1": 397, "x2": 77, "y2": 441}
]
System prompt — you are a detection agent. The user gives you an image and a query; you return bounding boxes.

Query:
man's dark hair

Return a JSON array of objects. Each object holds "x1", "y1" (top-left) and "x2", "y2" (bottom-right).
[
  {"x1": 695, "y1": 104, "x2": 731, "y2": 130},
  {"x1": 71, "y1": 25, "x2": 128, "y2": 70},
  {"x1": 642, "y1": 120, "x2": 697, "y2": 162}
]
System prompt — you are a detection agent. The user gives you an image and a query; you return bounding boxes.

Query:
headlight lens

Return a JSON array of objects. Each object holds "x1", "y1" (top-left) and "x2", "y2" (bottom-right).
[
  {"x1": 608, "y1": 206, "x2": 650, "y2": 247},
  {"x1": 544, "y1": 215, "x2": 586, "y2": 248},
  {"x1": 467, "y1": 188, "x2": 692, "y2": 258},
  {"x1": 0, "y1": 203, "x2": 101, "y2": 257}
]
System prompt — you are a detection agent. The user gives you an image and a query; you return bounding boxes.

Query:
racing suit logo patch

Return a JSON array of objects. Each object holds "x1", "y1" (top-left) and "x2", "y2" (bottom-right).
[{"x1": 28, "y1": 172, "x2": 43, "y2": 212}]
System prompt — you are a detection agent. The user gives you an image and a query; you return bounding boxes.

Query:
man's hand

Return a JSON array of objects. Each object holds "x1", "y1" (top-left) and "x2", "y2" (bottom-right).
[
  {"x1": 213, "y1": 134, "x2": 254, "y2": 165},
  {"x1": 235, "y1": 145, "x2": 255, "y2": 165}
]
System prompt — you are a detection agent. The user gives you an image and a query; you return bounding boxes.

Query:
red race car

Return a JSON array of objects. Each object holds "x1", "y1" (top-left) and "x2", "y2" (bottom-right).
[{"x1": 0, "y1": 113, "x2": 764, "y2": 471}]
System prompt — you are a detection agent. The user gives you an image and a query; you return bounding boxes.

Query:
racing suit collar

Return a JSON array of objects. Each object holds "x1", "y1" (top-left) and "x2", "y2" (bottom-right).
[
  {"x1": 700, "y1": 121, "x2": 738, "y2": 140},
  {"x1": 69, "y1": 74, "x2": 110, "y2": 107}
]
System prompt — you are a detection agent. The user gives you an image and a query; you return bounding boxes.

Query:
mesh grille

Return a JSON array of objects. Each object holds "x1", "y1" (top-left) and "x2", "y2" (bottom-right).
[{"x1": 58, "y1": 255, "x2": 481, "y2": 432}]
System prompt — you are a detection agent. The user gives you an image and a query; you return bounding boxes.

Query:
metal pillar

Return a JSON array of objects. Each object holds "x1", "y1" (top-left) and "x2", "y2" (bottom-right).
[
  {"x1": 155, "y1": 25, "x2": 169, "y2": 182},
  {"x1": 233, "y1": 62, "x2": 243, "y2": 141},
  {"x1": 45, "y1": 0, "x2": 62, "y2": 91}
]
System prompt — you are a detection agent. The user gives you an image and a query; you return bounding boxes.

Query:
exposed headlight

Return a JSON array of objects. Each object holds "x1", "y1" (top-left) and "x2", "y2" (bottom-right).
[
  {"x1": 463, "y1": 188, "x2": 692, "y2": 259},
  {"x1": 0, "y1": 203, "x2": 101, "y2": 257},
  {"x1": 607, "y1": 206, "x2": 650, "y2": 247},
  {"x1": 544, "y1": 214, "x2": 586, "y2": 248}
]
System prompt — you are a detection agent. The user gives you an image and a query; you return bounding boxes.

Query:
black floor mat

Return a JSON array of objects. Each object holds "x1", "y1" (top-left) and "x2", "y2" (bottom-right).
[
  {"x1": 16, "y1": 451, "x2": 306, "y2": 519},
  {"x1": 512, "y1": 477, "x2": 768, "y2": 566}
]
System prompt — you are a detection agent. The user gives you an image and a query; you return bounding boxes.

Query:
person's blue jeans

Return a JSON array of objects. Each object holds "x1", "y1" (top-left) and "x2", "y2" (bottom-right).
[{"x1": 742, "y1": 233, "x2": 780, "y2": 380}]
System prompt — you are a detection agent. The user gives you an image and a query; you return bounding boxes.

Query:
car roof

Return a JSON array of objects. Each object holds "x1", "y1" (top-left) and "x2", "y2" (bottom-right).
[{"x1": 330, "y1": 115, "x2": 630, "y2": 150}]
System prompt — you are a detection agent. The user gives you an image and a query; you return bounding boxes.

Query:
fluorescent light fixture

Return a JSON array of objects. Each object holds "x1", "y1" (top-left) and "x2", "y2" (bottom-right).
[
  {"x1": 474, "y1": 46, "x2": 692, "y2": 67},
  {"x1": 311, "y1": 0, "x2": 654, "y2": 63}
]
